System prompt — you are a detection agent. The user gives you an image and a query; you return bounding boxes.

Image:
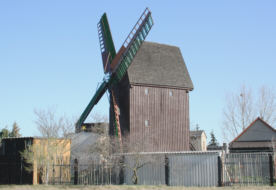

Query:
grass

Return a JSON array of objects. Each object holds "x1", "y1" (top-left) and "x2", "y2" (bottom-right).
[{"x1": 0, "y1": 185, "x2": 275, "y2": 190}]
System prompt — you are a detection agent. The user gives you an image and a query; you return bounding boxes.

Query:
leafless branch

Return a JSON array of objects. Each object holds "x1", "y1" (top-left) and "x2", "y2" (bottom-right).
[{"x1": 222, "y1": 85, "x2": 276, "y2": 142}]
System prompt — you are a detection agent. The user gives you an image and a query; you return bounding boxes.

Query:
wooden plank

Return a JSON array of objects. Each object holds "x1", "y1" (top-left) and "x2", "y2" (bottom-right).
[{"x1": 129, "y1": 85, "x2": 190, "y2": 152}]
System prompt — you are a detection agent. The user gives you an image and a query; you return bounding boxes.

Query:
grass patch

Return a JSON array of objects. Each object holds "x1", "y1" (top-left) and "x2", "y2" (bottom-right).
[{"x1": 0, "y1": 185, "x2": 275, "y2": 190}]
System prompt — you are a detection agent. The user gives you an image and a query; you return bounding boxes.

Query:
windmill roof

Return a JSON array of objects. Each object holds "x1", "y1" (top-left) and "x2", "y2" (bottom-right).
[{"x1": 127, "y1": 41, "x2": 194, "y2": 90}]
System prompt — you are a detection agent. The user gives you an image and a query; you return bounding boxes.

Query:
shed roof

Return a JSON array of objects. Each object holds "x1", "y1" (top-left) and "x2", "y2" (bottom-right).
[
  {"x1": 69, "y1": 132, "x2": 100, "y2": 157},
  {"x1": 231, "y1": 117, "x2": 276, "y2": 143},
  {"x1": 127, "y1": 41, "x2": 194, "y2": 90}
]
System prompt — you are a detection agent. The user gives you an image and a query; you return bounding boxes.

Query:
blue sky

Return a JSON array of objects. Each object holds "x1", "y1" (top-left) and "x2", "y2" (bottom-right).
[{"x1": 0, "y1": 1, "x2": 275, "y2": 143}]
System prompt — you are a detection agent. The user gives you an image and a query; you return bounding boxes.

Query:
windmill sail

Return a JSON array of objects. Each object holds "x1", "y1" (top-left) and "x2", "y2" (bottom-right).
[
  {"x1": 97, "y1": 13, "x2": 116, "y2": 73},
  {"x1": 75, "y1": 81, "x2": 108, "y2": 130},
  {"x1": 76, "y1": 8, "x2": 153, "y2": 131},
  {"x1": 110, "y1": 8, "x2": 153, "y2": 81}
]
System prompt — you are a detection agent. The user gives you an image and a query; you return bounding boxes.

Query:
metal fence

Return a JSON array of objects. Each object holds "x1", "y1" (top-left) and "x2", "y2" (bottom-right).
[
  {"x1": 77, "y1": 163, "x2": 120, "y2": 185},
  {"x1": 168, "y1": 152, "x2": 219, "y2": 186},
  {"x1": 71, "y1": 152, "x2": 274, "y2": 186},
  {"x1": 49, "y1": 162, "x2": 121, "y2": 185},
  {"x1": 124, "y1": 154, "x2": 166, "y2": 185},
  {"x1": 223, "y1": 153, "x2": 272, "y2": 186},
  {"x1": 49, "y1": 164, "x2": 72, "y2": 185},
  {"x1": 69, "y1": 151, "x2": 221, "y2": 186},
  {"x1": 4, "y1": 152, "x2": 273, "y2": 186}
]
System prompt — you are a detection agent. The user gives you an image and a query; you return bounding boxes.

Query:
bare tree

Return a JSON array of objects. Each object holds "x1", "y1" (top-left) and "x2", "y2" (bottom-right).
[
  {"x1": 222, "y1": 85, "x2": 276, "y2": 142},
  {"x1": 257, "y1": 86, "x2": 276, "y2": 126},
  {"x1": 222, "y1": 85, "x2": 255, "y2": 142},
  {"x1": 34, "y1": 108, "x2": 75, "y2": 138},
  {"x1": 120, "y1": 134, "x2": 162, "y2": 185},
  {"x1": 90, "y1": 131, "x2": 163, "y2": 185},
  {"x1": 21, "y1": 138, "x2": 70, "y2": 184},
  {"x1": 87, "y1": 132, "x2": 113, "y2": 163},
  {"x1": 21, "y1": 108, "x2": 74, "y2": 184}
]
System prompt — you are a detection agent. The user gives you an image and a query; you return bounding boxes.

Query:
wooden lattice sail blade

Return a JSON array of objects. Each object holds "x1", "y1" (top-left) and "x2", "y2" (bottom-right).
[
  {"x1": 76, "y1": 81, "x2": 108, "y2": 130},
  {"x1": 76, "y1": 8, "x2": 154, "y2": 134},
  {"x1": 110, "y1": 8, "x2": 154, "y2": 80},
  {"x1": 98, "y1": 13, "x2": 116, "y2": 73}
]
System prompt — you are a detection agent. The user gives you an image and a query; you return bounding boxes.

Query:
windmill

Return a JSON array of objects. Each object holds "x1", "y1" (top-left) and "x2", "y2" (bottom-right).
[{"x1": 75, "y1": 8, "x2": 154, "y2": 144}]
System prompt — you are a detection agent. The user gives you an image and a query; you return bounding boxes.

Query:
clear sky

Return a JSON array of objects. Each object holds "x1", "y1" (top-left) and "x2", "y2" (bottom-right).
[{"x1": 0, "y1": 1, "x2": 275, "y2": 143}]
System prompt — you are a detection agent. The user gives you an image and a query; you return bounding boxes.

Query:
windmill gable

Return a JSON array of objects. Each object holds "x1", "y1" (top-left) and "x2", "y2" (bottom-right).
[{"x1": 127, "y1": 42, "x2": 193, "y2": 90}]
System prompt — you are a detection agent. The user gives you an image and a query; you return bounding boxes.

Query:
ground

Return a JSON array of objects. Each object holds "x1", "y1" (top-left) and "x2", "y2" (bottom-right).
[{"x1": 0, "y1": 185, "x2": 275, "y2": 190}]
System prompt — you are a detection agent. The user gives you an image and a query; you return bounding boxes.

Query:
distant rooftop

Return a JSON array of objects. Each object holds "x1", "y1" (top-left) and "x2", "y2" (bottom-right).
[
  {"x1": 231, "y1": 117, "x2": 276, "y2": 143},
  {"x1": 190, "y1": 130, "x2": 205, "y2": 137}
]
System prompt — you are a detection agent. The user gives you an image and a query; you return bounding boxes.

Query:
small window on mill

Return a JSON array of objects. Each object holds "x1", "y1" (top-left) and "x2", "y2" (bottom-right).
[
  {"x1": 145, "y1": 88, "x2": 148, "y2": 95},
  {"x1": 169, "y1": 91, "x2": 173, "y2": 97},
  {"x1": 145, "y1": 120, "x2": 149, "y2": 127}
]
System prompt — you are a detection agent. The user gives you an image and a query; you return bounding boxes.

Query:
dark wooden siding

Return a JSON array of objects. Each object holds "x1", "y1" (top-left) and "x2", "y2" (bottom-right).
[
  {"x1": 118, "y1": 75, "x2": 130, "y2": 136},
  {"x1": 129, "y1": 85, "x2": 190, "y2": 152},
  {"x1": 110, "y1": 75, "x2": 130, "y2": 137}
]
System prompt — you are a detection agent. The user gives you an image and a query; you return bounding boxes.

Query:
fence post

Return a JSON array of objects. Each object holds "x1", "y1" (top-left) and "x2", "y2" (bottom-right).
[
  {"x1": 59, "y1": 165, "x2": 62, "y2": 184},
  {"x1": 20, "y1": 157, "x2": 23, "y2": 184},
  {"x1": 269, "y1": 154, "x2": 274, "y2": 186},
  {"x1": 165, "y1": 154, "x2": 170, "y2": 186},
  {"x1": 218, "y1": 156, "x2": 222, "y2": 187},
  {"x1": 119, "y1": 156, "x2": 125, "y2": 184},
  {"x1": 74, "y1": 159, "x2": 78, "y2": 185},
  {"x1": 52, "y1": 164, "x2": 55, "y2": 185}
]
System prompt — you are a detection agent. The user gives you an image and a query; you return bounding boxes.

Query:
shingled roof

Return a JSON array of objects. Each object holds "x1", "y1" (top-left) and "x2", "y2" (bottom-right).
[
  {"x1": 229, "y1": 117, "x2": 276, "y2": 152},
  {"x1": 127, "y1": 41, "x2": 194, "y2": 90},
  {"x1": 231, "y1": 117, "x2": 276, "y2": 143}
]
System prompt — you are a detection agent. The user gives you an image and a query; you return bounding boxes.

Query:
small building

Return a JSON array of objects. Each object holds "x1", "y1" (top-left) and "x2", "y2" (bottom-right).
[
  {"x1": 229, "y1": 117, "x2": 276, "y2": 153},
  {"x1": 0, "y1": 137, "x2": 71, "y2": 184},
  {"x1": 190, "y1": 130, "x2": 207, "y2": 151}
]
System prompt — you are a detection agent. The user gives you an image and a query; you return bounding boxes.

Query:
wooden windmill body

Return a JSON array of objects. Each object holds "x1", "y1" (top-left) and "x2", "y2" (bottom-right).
[
  {"x1": 111, "y1": 42, "x2": 193, "y2": 152},
  {"x1": 76, "y1": 8, "x2": 193, "y2": 153}
]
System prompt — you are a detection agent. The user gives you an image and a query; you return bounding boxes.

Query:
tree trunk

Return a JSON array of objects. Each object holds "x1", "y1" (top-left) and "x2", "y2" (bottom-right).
[
  {"x1": 132, "y1": 169, "x2": 138, "y2": 185},
  {"x1": 46, "y1": 163, "x2": 49, "y2": 185}
]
